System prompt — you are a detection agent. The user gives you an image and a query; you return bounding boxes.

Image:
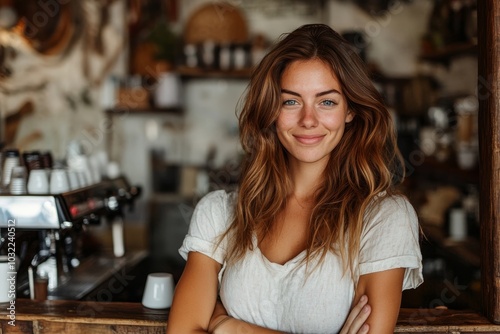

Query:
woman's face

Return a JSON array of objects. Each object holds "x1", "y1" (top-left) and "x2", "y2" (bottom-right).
[{"x1": 276, "y1": 59, "x2": 354, "y2": 168}]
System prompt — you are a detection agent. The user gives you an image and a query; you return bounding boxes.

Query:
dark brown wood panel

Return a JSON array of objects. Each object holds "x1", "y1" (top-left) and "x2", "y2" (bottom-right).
[
  {"x1": 478, "y1": 0, "x2": 500, "y2": 324},
  {"x1": 1, "y1": 321, "x2": 166, "y2": 334},
  {"x1": 396, "y1": 308, "x2": 500, "y2": 332},
  {"x1": 0, "y1": 320, "x2": 33, "y2": 334}
]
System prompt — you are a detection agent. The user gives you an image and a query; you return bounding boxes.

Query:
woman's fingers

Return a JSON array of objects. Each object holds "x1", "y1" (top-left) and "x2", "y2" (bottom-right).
[
  {"x1": 352, "y1": 305, "x2": 370, "y2": 334},
  {"x1": 340, "y1": 295, "x2": 371, "y2": 334}
]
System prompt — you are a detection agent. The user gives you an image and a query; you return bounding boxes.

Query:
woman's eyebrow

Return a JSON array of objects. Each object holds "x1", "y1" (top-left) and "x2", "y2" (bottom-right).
[{"x1": 281, "y1": 88, "x2": 341, "y2": 97}]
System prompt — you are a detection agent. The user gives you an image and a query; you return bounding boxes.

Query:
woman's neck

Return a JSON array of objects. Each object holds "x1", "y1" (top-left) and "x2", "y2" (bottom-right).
[{"x1": 289, "y1": 159, "x2": 327, "y2": 199}]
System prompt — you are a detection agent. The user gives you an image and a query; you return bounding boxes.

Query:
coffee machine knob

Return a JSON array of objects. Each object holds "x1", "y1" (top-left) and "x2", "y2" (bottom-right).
[
  {"x1": 82, "y1": 213, "x2": 100, "y2": 225},
  {"x1": 61, "y1": 221, "x2": 73, "y2": 229},
  {"x1": 106, "y1": 196, "x2": 119, "y2": 212}
]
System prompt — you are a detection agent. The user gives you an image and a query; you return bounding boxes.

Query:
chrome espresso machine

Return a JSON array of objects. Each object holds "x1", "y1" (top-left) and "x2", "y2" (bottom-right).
[{"x1": 0, "y1": 176, "x2": 143, "y2": 300}]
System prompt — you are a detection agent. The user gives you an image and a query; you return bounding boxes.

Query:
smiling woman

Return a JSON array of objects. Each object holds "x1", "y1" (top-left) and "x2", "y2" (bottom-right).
[{"x1": 167, "y1": 24, "x2": 422, "y2": 334}]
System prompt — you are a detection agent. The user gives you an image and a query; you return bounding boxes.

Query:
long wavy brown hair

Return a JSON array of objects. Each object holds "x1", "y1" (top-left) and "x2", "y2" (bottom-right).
[{"x1": 222, "y1": 24, "x2": 404, "y2": 274}]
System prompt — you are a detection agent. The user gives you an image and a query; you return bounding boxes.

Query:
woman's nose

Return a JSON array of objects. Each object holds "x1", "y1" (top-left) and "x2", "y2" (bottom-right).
[{"x1": 299, "y1": 104, "x2": 319, "y2": 128}]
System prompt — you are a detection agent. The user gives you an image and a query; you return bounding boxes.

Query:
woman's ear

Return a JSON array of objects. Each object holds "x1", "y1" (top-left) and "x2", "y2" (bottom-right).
[{"x1": 346, "y1": 110, "x2": 355, "y2": 123}]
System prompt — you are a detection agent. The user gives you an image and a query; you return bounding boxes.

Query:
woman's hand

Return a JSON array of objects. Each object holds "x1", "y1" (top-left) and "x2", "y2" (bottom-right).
[{"x1": 340, "y1": 295, "x2": 371, "y2": 334}]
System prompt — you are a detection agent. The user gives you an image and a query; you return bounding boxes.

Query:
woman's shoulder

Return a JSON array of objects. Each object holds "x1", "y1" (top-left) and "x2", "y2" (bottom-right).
[
  {"x1": 366, "y1": 192, "x2": 418, "y2": 225},
  {"x1": 194, "y1": 189, "x2": 237, "y2": 219},
  {"x1": 197, "y1": 189, "x2": 237, "y2": 207}
]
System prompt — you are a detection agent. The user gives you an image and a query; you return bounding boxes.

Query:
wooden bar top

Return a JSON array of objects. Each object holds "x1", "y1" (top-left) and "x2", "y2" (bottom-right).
[
  {"x1": 1, "y1": 299, "x2": 167, "y2": 326},
  {"x1": 1, "y1": 299, "x2": 500, "y2": 333}
]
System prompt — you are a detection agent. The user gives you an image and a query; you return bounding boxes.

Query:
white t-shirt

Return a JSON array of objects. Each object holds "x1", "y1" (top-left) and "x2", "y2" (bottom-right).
[{"x1": 179, "y1": 190, "x2": 423, "y2": 334}]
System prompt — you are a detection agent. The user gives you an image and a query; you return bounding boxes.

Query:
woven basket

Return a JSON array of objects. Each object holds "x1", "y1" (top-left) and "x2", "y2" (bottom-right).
[{"x1": 184, "y1": 2, "x2": 249, "y2": 44}]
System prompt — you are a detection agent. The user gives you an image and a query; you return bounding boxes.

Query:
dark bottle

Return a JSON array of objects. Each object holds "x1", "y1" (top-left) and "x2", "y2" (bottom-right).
[
  {"x1": 22, "y1": 150, "x2": 42, "y2": 173},
  {"x1": 428, "y1": 0, "x2": 451, "y2": 48},
  {"x1": 448, "y1": 0, "x2": 467, "y2": 43},
  {"x1": 464, "y1": 0, "x2": 477, "y2": 43},
  {"x1": 40, "y1": 151, "x2": 54, "y2": 169}
]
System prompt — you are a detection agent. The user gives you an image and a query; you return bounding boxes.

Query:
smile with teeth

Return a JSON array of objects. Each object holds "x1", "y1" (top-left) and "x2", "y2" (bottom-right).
[{"x1": 293, "y1": 135, "x2": 325, "y2": 144}]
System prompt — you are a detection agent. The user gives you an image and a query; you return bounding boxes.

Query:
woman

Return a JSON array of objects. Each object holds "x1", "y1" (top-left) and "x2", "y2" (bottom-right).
[{"x1": 167, "y1": 24, "x2": 423, "y2": 334}]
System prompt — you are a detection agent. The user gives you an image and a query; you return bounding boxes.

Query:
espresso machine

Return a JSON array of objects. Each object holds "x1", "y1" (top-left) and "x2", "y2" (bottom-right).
[{"x1": 0, "y1": 176, "x2": 143, "y2": 300}]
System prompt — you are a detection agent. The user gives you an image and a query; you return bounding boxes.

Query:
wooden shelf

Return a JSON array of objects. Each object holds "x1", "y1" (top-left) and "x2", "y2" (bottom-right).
[
  {"x1": 412, "y1": 156, "x2": 479, "y2": 185},
  {"x1": 176, "y1": 66, "x2": 252, "y2": 79},
  {"x1": 420, "y1": 42, "x2": 477, "y2": 63},
  {"x1": 421, "y1": 223, "x2": 480, "y2": 268},
  {"x1": 105, "y1": 107, "x2": 183, "y2": 115}
]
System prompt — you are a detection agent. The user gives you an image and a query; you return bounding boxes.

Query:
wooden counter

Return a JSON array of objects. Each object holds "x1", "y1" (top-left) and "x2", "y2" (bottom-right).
[
  {"x1": 1, "y1": 299, "x2": 500, "y2": 333},
  {"x1": 0, "y1": 299, "x2": 166, "y2": 334}
]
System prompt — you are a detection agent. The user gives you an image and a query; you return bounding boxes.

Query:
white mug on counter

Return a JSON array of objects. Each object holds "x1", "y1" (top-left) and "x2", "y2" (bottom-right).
[{"x1": 142, "y1": 273, "x2": 174, "y2": 309}]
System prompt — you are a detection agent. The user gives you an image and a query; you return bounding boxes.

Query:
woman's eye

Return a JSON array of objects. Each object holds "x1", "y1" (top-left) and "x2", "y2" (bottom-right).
[
  {"x1": 321, "y1": 100, "x2": 337, "y2": 107},
  {"x1": 283, "y1": 100, "x2": 298, "y2": 106}
]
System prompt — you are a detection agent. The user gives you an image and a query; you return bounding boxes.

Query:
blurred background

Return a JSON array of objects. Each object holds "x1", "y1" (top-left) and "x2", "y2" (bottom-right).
[{"x1": 0, "y1": 0, "x2": 480, "y2": 310}]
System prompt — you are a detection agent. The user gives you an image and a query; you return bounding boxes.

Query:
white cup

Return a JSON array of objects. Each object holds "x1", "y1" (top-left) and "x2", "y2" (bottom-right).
[
  {"x1": 449, "y1": 208, "x2": 467, "y2": 241},
  {"x1": 154, "y1": 73, "x2": 181, "y2": 108},
  {"x1": 27, "y1": 169, "x2": 50, "y2": 194},
  {"x1": 142, "y1": 273, "x2": 174, "y2": 309},
  {"x1": 50, "y1": 169, "x2": 70, "y2": 194},
  {"x1": 0, "y1": 256, "x2": 13, "y2": 303},
  {"x1": 107, "y1": 161, "x2": 121, "y2": 179},
  {"x1": 456, "y1": 147, "x2": 477, "y2": 170}
]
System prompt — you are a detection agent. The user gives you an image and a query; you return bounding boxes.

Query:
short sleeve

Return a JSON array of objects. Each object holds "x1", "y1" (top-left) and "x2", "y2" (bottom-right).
[
  {"x1": 358, "y1": 195, "x2": 423, "y2": 290},
  {"x1": 178, "y1": 190, "x2": 234, "y2": 264}
]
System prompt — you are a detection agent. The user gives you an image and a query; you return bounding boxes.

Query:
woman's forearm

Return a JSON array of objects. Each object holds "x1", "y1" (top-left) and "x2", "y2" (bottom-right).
[
  {"x1": 211, "y1": 295, "x2": 372, "y2": 334},
  {"x1": 213, "y1": 316, "x2": 287, "y2": 334}
]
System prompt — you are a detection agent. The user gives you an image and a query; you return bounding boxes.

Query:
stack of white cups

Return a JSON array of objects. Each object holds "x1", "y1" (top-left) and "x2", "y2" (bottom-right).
[
  {"x1": 2, "y1": 150, "x2": 20, "y2": 190},
  {"x1": 13, "y1": 146, "x2": 117, "y2": 195},
  {"x1": 1, "y1": 147, "x2": 116, "y2": 194},
  {"x1": 9, "y1": 166, "x2": 27, "y2": 195}
]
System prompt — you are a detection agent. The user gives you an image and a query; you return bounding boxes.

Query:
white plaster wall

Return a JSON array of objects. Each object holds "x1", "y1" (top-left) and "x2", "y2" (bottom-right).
[
  {"x1": 182, "y1": 79, "x2": 246, "y2": 166},
  {"x1": 115, "y1": 112, "x2": 184, "y2": 198}
]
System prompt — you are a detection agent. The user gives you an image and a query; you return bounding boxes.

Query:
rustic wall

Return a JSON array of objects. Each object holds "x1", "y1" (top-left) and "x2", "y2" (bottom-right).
[{"x1": 0, "y1": 0, "x2": 127, "y2": 159}]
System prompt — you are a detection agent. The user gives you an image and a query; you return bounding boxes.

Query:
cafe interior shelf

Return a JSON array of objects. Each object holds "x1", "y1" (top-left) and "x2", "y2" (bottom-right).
[
  {"x1": 105, "y1": 107, "x2": 183, "y2": 115},
  {"x1": 420, "y1": 42, "x2": 478, "y2": 63},
  {"x1": 176, "y1": 66, "x2": 252, "y2": 79},
  {"x1": 413, "y1": 156, "x2": 479, "y2": 185}
]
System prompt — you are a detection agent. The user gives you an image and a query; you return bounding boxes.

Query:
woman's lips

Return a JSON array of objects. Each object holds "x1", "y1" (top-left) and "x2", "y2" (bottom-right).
[{"x1": 293, "y1": 135, "x2": 325, "y2": 145}]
